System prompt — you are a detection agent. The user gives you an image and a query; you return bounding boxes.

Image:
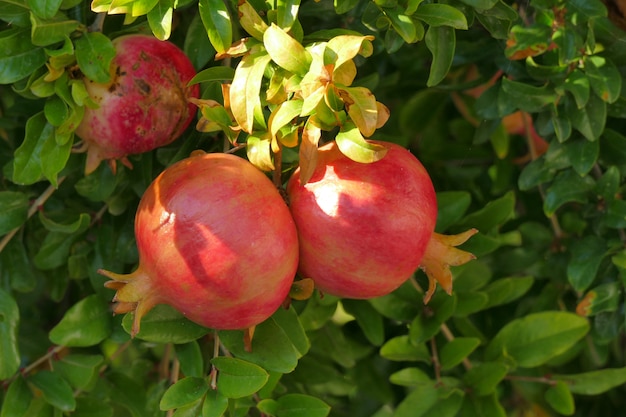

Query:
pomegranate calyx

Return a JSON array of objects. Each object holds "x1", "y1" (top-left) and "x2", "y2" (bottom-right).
[
  {"x1": 100, "y1": 267, "x2": 160, "y2": 338},
  {"x1": 419, "y1": 228, "x2": 478, "y2": 304}
]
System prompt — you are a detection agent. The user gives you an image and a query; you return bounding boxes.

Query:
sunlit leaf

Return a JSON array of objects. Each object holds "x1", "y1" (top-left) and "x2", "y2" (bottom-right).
[
  {"x1": 264, "y1": 24, "x2": 311, "y2": 75},
  {"x1": 335, "y1": 122, "x2": 387, "y2": 163},
  {"x1": 414, "y1": 3, "x2": 468, "y2": 29},
  {"x1": 238, "y1": 1, "x2": 269, "y2": 40},
  {"x1": 199, "y1": 0, "x2": 231, "y2": 54},
  {"x1": 229, "y1": 51, "x2": 271, "y2": 133},
  {"x1": 338, "y1": 86, "x2": 378, "y2": 137},
  {"x1": 485, "y1": 311, "x2": 589, "y2": 368},
  {"x1": 246, "y1": 134, "x2": 275, "y2": 171}
]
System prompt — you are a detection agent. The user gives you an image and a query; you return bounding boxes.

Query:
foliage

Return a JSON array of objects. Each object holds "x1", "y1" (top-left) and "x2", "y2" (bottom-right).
[{"x1": 2, "y1": 0, "x2": 626, "y2": 416}]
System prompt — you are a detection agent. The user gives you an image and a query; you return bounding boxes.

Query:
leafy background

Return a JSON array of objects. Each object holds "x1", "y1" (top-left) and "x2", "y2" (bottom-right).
[{"x1": 2, "y1": 0, "x2": 626, "y2": 416}]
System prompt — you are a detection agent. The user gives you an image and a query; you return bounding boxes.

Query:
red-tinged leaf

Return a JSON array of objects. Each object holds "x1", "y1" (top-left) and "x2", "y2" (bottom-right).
[
  {"x1": 298, "y1": 116, "x2": 321, "y2": 185},
  {"x1": 338, "y1": 86, "x2": 378, "y2": 137},
  {"x1": 238, "y1": 1, "x2": 269, "y2": 40},
  {"x1": 376, "y1": 101, "x2": 390, "y2": 128}
]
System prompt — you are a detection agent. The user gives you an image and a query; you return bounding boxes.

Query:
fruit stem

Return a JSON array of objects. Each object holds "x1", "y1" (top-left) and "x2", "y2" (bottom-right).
[
  {"x1": 419, "y1": 229, "x2": 478, "y2": 304},
  {"x1": 100, "y1": 266, "x2": 160, "y2": 337}
]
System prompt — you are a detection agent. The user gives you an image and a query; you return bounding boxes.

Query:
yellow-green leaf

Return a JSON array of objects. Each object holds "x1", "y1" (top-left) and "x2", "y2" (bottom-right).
[
  {"x1": 264, "y1": 23, "x2": 311, "y2": 75},
  {"x1": 335, "y1": 122, "x2": 387, "y2": 163},
  {"x1": 339, "y1": 86, "x2": 378, "y2": 137},
  {"x1": 229, "y1": 51, "x2": 271, "y2": 133}
]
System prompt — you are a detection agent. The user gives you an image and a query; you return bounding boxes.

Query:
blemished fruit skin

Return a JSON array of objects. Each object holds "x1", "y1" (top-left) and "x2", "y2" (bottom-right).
[
  {"x1": 287, "y1": 140, "x2": 438, "y2": 299},
  {"x1": 103, "y1": 153, "x2": 299, "y2": 332},
  {"x1": 75, "y1": 34, "x2": 199, "y2": 173}
]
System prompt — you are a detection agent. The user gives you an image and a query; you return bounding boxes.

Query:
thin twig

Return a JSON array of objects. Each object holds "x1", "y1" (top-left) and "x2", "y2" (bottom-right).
[
  {"x1": 430, "y1": 337, "x2": 442, "y2": 383},
  {"x1": 209, "y1": 331, "x2": 220, "y2": 390},
  {"x1": 505, "y1": 374, "x2": 556, "y2": 386},
  {"x1": 0, "y1": 177, "x2": 66, "y2": 254}
]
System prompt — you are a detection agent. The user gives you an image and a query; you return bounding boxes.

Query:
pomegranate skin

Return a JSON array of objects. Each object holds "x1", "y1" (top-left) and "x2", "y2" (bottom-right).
[
  {"x1": 287, "y1": 140, "x2": 437, "y2": 299},
  {"x1": 104, "y1": 153, "x2": 299, "y2": 332},
  {"x1": 75, "y1": 34, "x2": 200, "y2": 174}
]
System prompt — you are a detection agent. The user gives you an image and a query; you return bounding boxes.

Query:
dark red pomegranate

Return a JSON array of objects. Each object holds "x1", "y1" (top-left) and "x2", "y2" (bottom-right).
[
  {"x1": 101, "y1": 152, "x2": 299, "y2": 336},
  {"x1": 287, "y1": 140, "x2": 476, "y2": 302},
  {"x1": 75, "y1": 34, "x2": 199, "y2": 174}
]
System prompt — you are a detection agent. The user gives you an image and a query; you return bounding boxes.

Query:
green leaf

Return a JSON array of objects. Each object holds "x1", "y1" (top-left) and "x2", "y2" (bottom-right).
[
  {"x1": 238, "y1": 1, "x2": 269, "y2": 40},
  {"x1": 0, "y1": 192, "x2": 28, "y2": 236},
  {"x1": 414, "y1": 4, "x2": 468, "y2": 29},
  {"x1": 276, "y1": 0, "x2": 300, "y2": 30},
  {"x1": 202, "y1": 390, "x2": 228, "y2": 417},
  {"x1": 389, "y1": 367, "x2": 431, "y2": 387},
  {"x1": 229, "y1": 51, "x2": 271, "y2": 133},
  {"x1": 28, "y1": 370, "x2": 76, "y2": 412},
  {"x1": 567, "y1": 235, "x2": 606, "y2": 292},
  {"x1": 12, "y1": 112, "x2": 49, "y2": 185},
  {"x1": 270, "y1": 306, "x2": 310, "y2": 357},
  {"x1": 175, "y1": 341, "x2": 204, "y2": 378},
  {"x1": 189, "y1": 66, "x2": 235, "y2": 85},
  {"x1": 219, "y1": 313, "x2": 302, "y2": 373},
  {"x1": 0, "y1": 28, "x2": 46, "y2": 84},
  {"x1": 1, "y1": 376, "x2": 32, "y2": 417},
  {"x1": 380, "y1": 335, "x2": 431, "y2": 362},
  {"x1": 211, "y1": 357, "x2": 269, "y2": 399},
  {"x1": 264, "y1": 24, "x2": 311, "y2": 75},
  {"x1": 399, "y1": 89, "x2": 448, "y2": 137},
  {"x1": 147, "y1": 0, "x2": 173, "y2": 40},
  {"x1": 462, "y1": 361, "x2": 509, "y2": 396},
  {"x1": 565, "y1": 137, "x2": 599, "y2": 176},
  {"x1": 74, "y1": 32, "x2": 115, "y2": 84},
  {"x1": 554, "y1": 367, "x2": 626, "y2": 395},
  {"x1": 485, "y1": 311, "x2": 589, "y2": 368},
  {"x1": 545, "y1": 381, "x2": 575, "y2": 415},
  {"x1": 269, "y1": 100, "x2": 303, "y2": 141},
  {"x1": 53, "y1": 354, "x2": 104, "y2": 390},
  {"x1": 38, "y1": 212, "x2": 90, "y2": 233},
  {"x1": 566, "y1": 93, "x2": 606, "y2": 141},
  {"x1": 123, "y1": 304, "x2": 210, "y2": 344},
  {"x1": 335, "y1": 122, "x2": 388, "y2": 163},
  {"x1": 0, "y1": 289, "x2": 20, "y2": 379},
  {"x1": 482, "y1": 276, "x2": 534, "y2": 309},
  {"x1": 500, "y1": 78, "x2": 556, "y2": 112},
  {"x1": 560, "y1": 69, "x2": 590, "y2": 108},
  {"x1": 440, "y1": 338, "x2": 481, "y2": 370},
  {"x1": 199, "y1": 0, "x2": 232, "y2": 54},
  {"x1": 456, "y1": 0, "x2": 497, "y2": 9},
  {"x1": 27, "y1": 0, "x2": 62, "y2": 19},
  {"x1": 30, "y1": 13, "x2": 80, "y2": 47},
  {"x1": 543, "y1": 170, "x2": 595, "y2": 217},
  {"x1": 384, "y1": 7, "x2": 421, "y2": 43},
  {"x1": 393, "y1": 384, "x2": 439, "y2": 417},
  {"x1": 160, "y1": 377, "x2": 209, "y2": 410},
  {"x1": 73, "y1": 397, "x2": 113, "y2": 417},
  {"x1": 246, "y1": 134, "x2": 274, "y2": 171},
  {"x1": 342, "y1": 299, "x2": 384, "y2": 346},
  {"x1": 268, "y1": 393, "x2": 330, "y2": 417},
  {"x1": 456, "y1": 191, "x2": 515, "y2": 231},
  {"x1": 435, "y1": 191, "x2": 472, "y2": 232},
  {"x1": 49, "y1": 294, "x2": 112, "y2": 347},
  {"x1": 426, "y1": 24, "x2": 456, "y2": 86},
  {"x1": 409, "y1": 293, "x2": 456, "y2": 344}
]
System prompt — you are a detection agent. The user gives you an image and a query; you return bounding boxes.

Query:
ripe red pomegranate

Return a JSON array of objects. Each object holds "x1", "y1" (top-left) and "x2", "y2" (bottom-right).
[
  {"x1": 287, "y1": 140, "x2": 476, "y2": 302},
  {"x1": 101, "y1": 152, "x2": 299, "y2": 336},
  {"x1": 75, "y1": 34, "x2": 199, "y2": 174}
]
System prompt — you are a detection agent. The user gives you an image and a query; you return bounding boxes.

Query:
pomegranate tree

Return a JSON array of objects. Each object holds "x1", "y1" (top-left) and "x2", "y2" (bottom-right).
[
  {"x1": 101, "y1": 152, "x2": 299, "y2": 336},
  {"x1": 287, "y1": 140, "x2": 476, "y2": 302},
  {"x1": 75, "y1": 34, "x2": 200, "y2": 174}
]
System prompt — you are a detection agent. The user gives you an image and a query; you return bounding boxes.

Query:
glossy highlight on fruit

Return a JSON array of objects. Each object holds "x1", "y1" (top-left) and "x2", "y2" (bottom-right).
[
  {"x1": 287, "y1": 140, "x2": 477, "y2": 302},
  {"x1": 101, "y1": 152, "x2": 299, "y2": 335},
  {"x1": 75, "y1": 34, "x2": 200, "y2": 174},
  {"x1": 287, "y1": 140, "x2": 437, "y2": 299}
]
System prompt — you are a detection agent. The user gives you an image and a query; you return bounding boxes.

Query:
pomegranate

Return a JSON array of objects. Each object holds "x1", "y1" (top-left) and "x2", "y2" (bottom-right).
[
  {"x1": 101, "y1": 152, "x2": 299, "y2": 336},
  {"x1": 75, "y1": 34, "x2": 200, "y2": 174},
  {"x1": 287, "y1": 140, "x2": 476, "y2": 302}
]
